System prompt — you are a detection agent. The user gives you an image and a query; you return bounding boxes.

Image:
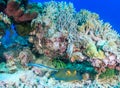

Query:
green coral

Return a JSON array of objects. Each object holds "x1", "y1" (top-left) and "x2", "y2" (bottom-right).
[
  {"x1": 99, "y1": 68, "x2": 118, "y2": 79},
  {"x1": 52, "y1": 59, "x2": 67, "y2": 69}
]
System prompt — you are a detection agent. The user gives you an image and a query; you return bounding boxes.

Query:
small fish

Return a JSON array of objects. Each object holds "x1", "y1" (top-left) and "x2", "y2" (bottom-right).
[{"x1": 27, "y1": 63, "x2": 58, "y2": 71}]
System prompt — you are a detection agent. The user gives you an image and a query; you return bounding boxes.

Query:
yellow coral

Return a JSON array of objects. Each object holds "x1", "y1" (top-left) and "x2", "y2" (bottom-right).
[
  {"x1": 97, "y1": 50, "x2": 106, "y2": 59},
  {"x1": 78, "y1": 20, "x2": 95, "y2": 34},
  {"x1": 84, "y1": 42, "x2": 105, "y2": 59},
  {"x1": 78, "y1": 25, "x2": 85, "y2": 33},
  {"x1": 85, "y1": 20, "x2": 95, "y2": 30},
  {"x1": 108, "y1": 41, "x2": 116, "y2": 46}
]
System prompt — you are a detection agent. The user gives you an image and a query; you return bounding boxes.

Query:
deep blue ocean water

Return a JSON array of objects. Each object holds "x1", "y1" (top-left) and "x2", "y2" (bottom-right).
[{"x1": 29, "y1": 0, "x2": 120, "y2": 33}]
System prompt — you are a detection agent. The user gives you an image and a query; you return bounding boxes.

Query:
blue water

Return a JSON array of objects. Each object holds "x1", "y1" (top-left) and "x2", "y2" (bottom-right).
[{"x1": 29, "y1": 0, "x2": 120, "y2": 33}]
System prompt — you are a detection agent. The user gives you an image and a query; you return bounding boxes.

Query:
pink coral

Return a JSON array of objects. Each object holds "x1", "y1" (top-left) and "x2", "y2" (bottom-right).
[
  {"x1": 18, "y1": 51, "x2": 29, "y2": 66},
  {"x1": 43, "y1": 32, "x2": 67, "y2": 58},
  {"x1": 91, "y1": 59, "x2": 102, "y2": 67},
  {"x1": 90, "y1": 54, "x2": 119, "y2": 73},
  {"x1": 3, "y1": 51, "x2": 14, "y2": 60},
  {"x1": 32, "y1": 67, "x2": 44, "y2": 76},
  {"x1": 116, "y1": 66, "x2": 120, "y2": 71},
  {"x1": 18, "y1": 48, "x2": 34, "y2": 66}
]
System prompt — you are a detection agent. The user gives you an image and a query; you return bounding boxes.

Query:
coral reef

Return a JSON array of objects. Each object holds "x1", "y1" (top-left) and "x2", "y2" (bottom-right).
[
  {"x1": 0, "y1": 1, "x2": 120, "y2": 87},
  {"x1": 1, "y1": 47, "x2": 35, "y2": 73},
  {"x1": 30, "y1": 1, "x2": 120, "y2": 73},
  {"x1": 30, "y1": 1, "x2": 78, "y2": 58},
  {"x1": 0, "y1": 69, "x2": 119, "y2": 88},
  {"x1": 0, "y1": 12, "x2": 11, "y2": 45}
]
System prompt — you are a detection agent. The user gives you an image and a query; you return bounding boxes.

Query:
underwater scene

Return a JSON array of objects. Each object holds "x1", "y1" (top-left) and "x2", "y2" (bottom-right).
[{"x1": 0, "y1": 0, "x2": 120, "y2": 88}]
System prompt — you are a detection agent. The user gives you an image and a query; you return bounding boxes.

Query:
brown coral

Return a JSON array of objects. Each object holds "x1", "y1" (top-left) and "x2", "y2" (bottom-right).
[{"x1": 4, "y1": 0, "x2": 39, "y2": 22}]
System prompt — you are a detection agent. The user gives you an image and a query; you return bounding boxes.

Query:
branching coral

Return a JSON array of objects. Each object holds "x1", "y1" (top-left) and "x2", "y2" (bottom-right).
[
  {"x1": 30, "y1": 1, "x2": 120, "y2": 76},
  {"x1": 77, "y1": 10, "x2": 101, "y2": 33},
  {"x1": 75, "y1": 10, "x2": 120, "y2": 72},
  {"x1": 31, "y1": 1, "x2": 58, "y2": 28},
  {"x1": 31, "y1": 1, "x2": 80, "y2": 59}
]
